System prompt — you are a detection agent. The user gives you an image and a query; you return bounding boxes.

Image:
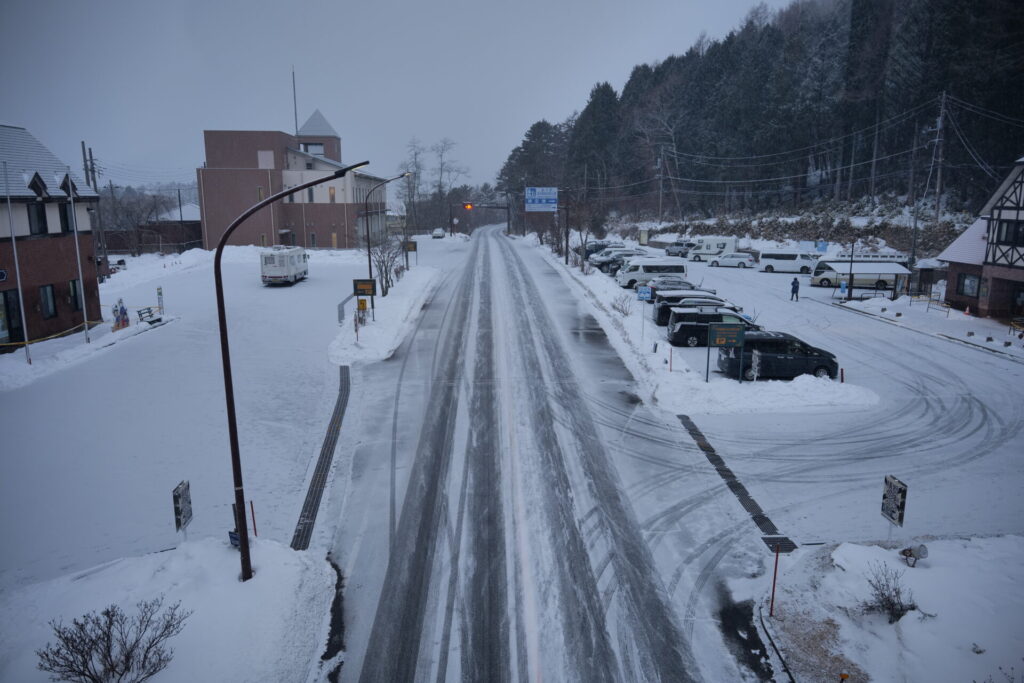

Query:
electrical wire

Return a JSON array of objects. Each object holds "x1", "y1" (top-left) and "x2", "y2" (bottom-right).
[
  {"x1": 946, "y1": 110, "x2": 998, "y2": 179},
  {"x1": 947, "y1": 94, "x2": 1024, "y2": 128}
]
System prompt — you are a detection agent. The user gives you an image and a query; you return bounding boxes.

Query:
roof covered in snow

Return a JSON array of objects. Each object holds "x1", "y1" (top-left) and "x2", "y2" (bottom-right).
[
  {"x1": 298, "y1": 109, "x2": 338, "y2": 138},
  {"x1": 936, "y1": 217, "x2": 988, "y2": 266},
  {"x1": 0, "y1": 124, "x2": 97, "y2": 199},
  {"x1": 155, "y1": 202, "x2": 200, "y2": 222}
]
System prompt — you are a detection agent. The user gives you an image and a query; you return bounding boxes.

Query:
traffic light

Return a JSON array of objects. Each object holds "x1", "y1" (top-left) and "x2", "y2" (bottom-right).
[{"x1": 462, "y1": 203, "x2": 474, "y2": 210}]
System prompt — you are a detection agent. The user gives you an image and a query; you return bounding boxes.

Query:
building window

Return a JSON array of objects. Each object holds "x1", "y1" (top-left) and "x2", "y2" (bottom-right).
[
  {"x1": 27, "y1": 203, "x2": 48, "y2": 235},
  {"x1": 260, "y1": 233, "x2": 267, "y2": 247},
  {"x1": 310, "y1": 232, "x2": 317, "y2": 248},
  {"x1": 69, "y1": 279, "x2": 82, "y2": 311},
  {"x1": 305, "y1": 162, "x2": 314, "y2": 170},
  {"x1": 996, "y1": 220, "x2": 1024, "y2": 247},
  {"x1": 288, "y1": 190, "x2": 295, "y2": 203},
  {"x1": 40, "y1": 284, "x2": 57, "y2": 319},
  {"x1": 957, "y1": 273, "x2": 980, "y2": 298},
  {"x1": 301, "y1": 142, "x2": 324, "y2": 156},
  {"x1": 307, "y1": 188, "x2": 314, "y2": 203},
  {"x1": 257, "y1": 186, "x2": 264, "y2": 201},
  {"x1": 59, "y1": 203, "x2": 74, "y2": 233},
  {"x1": 329, "y1": 187, "x2": 336, "y2": 204}
]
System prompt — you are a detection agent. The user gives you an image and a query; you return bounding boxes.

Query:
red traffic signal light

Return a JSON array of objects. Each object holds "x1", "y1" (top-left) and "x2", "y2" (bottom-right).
[{"x1": 462, "y1": 203, "x2": 474, "y2": 210}]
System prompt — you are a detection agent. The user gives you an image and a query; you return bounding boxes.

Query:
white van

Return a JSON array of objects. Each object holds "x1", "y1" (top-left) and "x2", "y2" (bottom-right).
[
  {"x1": 615, "y1": 257, "x2": 688, "y2": 288},
  {"x1": 759, "y1": 252, "x2": 820, "y2": 274},
  {"x1": 261, "y1": 246, "x2": 309, "y2": 285},
  {"x1": 689, "y1": 236, "x2": 737, "y2": 261}
]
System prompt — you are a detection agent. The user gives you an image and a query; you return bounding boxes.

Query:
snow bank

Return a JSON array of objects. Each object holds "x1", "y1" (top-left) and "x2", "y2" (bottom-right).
[
  {"x1": 757, "y1": 537, "x2": 1024, "y2": 683},
  {"x1": 328, "y1": 266, "x2": 443, "y2": 365},
  {"x1": 0, "y1": 538, "x2": 334, "y2": 683}
]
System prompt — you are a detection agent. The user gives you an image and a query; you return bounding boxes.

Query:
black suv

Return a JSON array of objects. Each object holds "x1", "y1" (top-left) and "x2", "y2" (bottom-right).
[
  {"x1": 667, "y1": 308, "x2": 761, "y2": 346},
  {"x1": 717, "y1": 331, "x2": 838, "y2": 380}
]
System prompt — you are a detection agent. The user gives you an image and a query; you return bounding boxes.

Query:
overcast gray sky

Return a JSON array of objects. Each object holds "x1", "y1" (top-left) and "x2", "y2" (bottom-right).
[{"x1": 1, "y1": 0, "x2": 790, "y2": 189}]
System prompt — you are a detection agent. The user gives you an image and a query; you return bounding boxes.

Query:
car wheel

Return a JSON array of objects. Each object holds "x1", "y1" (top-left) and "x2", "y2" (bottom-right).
[
  {"x1": 710, "y1": 261, "x2": 719, "y2": 267},
  {"x1": 627, "y1": 280, "x2": 636, "y2": 288},
  {"x1": 737, "y1": 262, "x2": 746, "y2": 268},
  {"x1": 743, "y1": 367, "x2": 756, "y2": 381},
  {"x1": 820, "y1": 278, "x2": 831, "y2": 287},
  {"x1": 800, "y1": 266, "x2": 810, "y2": 274},
  {"x1": 764, "y1": 265, "x2": 774, "y2": 273},
  {"x1": 692, "y1": 255, "x2": 701, "y2": 262},
  {"x1": 875, "y1": 280, "x2": 887, "y2": 290},
  {"x1": 601, "y1": 264, "x2": 609, "y2": 273},
  {"x1": 686, "y1": 335, "x2": 700, "y2": 347},
  {"x1": 813, "y1": 366, "x2": 832, "y2": 379}
]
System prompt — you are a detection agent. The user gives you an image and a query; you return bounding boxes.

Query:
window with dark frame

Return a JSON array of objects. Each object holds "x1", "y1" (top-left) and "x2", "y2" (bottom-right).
[
  {"x1": 996, "y1": 220, "x2": 1024, "y2": 247},
  {"x1": 40, "y1": 284, "x2": 57, "y2": 319},
  {"x1": 307, "y1": 188, "x2": 314, "y2": 203},
  {"x1": 27, "y1": 203, "x2": 48, "y2": 235},
  {"x1": 69, "y1": 279, "x2": 82, "y2": 311},
  {"x1": 59, "y1": 203, "x2": 74, "y2": 233},
  {"x1": 957, "y1": 273, "x2": 980, "y2": 297}
]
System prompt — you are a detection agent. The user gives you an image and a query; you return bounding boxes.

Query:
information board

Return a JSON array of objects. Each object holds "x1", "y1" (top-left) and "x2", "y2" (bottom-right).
[
  {"x1": 708, "y1": 323, "x2": 746, "y2": 347},
  {"x1": 353, "y1": 279, "x2": 377, "y2": 297},
  {"x1": 172, "y1": 480, "x2": 192, "y2": 532},
  {"x1": 525, "y1": 187, "x2": 558, "y2": 212},
  {"x1": 881, "y1": 475, "x2": 908, "y2": 527}
]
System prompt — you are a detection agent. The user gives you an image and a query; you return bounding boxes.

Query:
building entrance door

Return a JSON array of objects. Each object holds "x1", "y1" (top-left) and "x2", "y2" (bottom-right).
[{"x1": 1, "y1": 289, "x2": 24, "y2": 344}]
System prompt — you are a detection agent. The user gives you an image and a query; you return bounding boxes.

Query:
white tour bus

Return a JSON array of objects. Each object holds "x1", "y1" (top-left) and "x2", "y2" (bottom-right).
[
  {"x1": 261, "y1": 246, "x2": 309, "y2": 285},
  {"x1": 810, "y1": 260, "x2": 910, "y2": 289},
  {"x1": 759, "y1": 251, "x2": 820, "y2": 274}
]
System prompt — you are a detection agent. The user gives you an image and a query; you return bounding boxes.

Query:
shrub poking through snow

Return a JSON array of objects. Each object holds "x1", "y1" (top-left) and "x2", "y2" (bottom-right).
[
  {"x1": 863, "y1": 561, "x2": 916, "y2": 623},
  {"x1": 36, "y1": 596, "x2": 191, "y2": 683},
  {"x1": 611, "y1": 294, "x2": 633, "y2": 317}
]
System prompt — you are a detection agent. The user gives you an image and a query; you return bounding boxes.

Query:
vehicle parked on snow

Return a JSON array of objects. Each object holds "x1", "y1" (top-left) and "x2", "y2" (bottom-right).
[
  {"x1": 667, "y1": 308, "x2": 762, "y2": 347},
  {"x1": 710, "y1": 252, "x2": 756, "y2": 268},
  {"x1": 810, "y1": 261, "x2": 910, "y2": 289},
  {"x1": 759, "y1": 251, "x2": 819, "y2": 274},
  {"x1": 717, "y1": 331, "x2": 838, "y2": 380},
  {"x1": 652, "y1": 291, "x2": 737, "y2": 325},
  {"x1": 590, "y1": 247, "x2": 649, "y2": 272},
  {"x1": 431, "y1": 228, "x2": 446, "y2": 238},
  {"x1": 646, "y1": 277, "x2": 716, "y2": 301},
  {"x1": 580, "y1": 239, "x2": 624, "y2": 257},
  {"x1": 688, "y1": 236, "x2": 737, "y2": 261},
  {"x1": 665, "y1": 240, "x2": 698, "y2": 257},
  {"x1": 261, "y1": 246, "x2": 309, "y2": 285},
  {"x1": 615, "y1": 257, "x2": 689, "y2": 288}
]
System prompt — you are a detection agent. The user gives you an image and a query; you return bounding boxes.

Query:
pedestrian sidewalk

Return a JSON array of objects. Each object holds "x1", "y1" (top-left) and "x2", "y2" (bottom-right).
[{"x1": 822, "y1": 294, "x2": 1024, "y2": 363}]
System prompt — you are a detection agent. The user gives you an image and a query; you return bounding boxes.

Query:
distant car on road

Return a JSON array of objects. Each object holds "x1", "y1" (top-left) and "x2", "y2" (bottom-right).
[
  {"x1": 261, "y1": 246, "x2": 308, "y2": 285},
  {"x1": 717, "y1": 331, "x2": 838, "y2": 381},
  {"x1": 431, "y1": 228, "x2": 446, "y2": 239},
  {"x1": 710, "y1": 253, "x2": 757, "y2": 268}
]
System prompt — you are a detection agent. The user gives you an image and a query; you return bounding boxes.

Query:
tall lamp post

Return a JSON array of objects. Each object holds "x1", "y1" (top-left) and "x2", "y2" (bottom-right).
[
  {"x1": 363, "y1": 172, "x2": 410, "y2": 281},
  {"x1": 215, "y1": 160, "x2": 368, "y2": 581}
]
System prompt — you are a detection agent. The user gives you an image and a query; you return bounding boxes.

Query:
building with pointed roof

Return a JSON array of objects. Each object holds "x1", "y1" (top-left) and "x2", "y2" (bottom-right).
[
  {"x1": 1, "y1": 123, "x2": 102, "y2": 349},
  {"x1": 197, "y1": 111, "x2": 383, "y2": 250},
  {"x1": 938, "y1": 157, "x2": 1024, "y2": 318}
]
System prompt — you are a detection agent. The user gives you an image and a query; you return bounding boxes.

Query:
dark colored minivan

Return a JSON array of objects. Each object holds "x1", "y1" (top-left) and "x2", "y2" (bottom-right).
[
  {"x1": 667, "y1": 308, "x2": 761, "y2": 347},
  {"x1": 652, "y1": 290, "x2": 723, "y2": 325},
  {"x1": 717, "y1": 331, "x2": 838, "y2": 380}
]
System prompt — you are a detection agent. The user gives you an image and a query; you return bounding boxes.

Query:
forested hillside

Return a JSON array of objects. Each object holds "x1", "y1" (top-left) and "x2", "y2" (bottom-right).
[{"x1": 497, "y1": 0, "x2": 1024, "y2": 227}]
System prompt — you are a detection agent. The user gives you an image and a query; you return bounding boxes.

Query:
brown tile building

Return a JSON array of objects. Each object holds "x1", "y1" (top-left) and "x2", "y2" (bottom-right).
[
  {"x1": 1, "y1": 123, "x2": 102, "y2": 350},
  {"x1": 197, "y1": 111, "x2": 384, "y2": 250}
]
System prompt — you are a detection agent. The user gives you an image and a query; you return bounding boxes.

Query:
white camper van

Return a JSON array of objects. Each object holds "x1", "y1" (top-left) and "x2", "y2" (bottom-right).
[
  {"x1": 688, "y1": 236, "x2": 737, "y2": 261},
  {"x1": 261, "y1": 246, "x2": 309, "y2": 285}
]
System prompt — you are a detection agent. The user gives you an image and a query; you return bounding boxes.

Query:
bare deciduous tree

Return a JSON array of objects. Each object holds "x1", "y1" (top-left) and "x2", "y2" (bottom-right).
[{"x1": 36, "y1": 596, "x2": 191, "y2": 683}]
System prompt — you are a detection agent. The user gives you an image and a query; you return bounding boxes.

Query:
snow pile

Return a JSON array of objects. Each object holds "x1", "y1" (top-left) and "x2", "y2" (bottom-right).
[
  {"x1": 0, "y1": 538, "x2": 334, "y2": 683},
  {"x1": 327, "y1": 266, "x2": 442, "y2": 365},
  {"x1": 754, "y1": 538, "x2": 1024, "y2": 682}
]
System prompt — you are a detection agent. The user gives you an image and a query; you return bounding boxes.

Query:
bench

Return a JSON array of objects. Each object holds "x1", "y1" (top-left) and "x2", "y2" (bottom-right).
[{"x1": 137, "y1": 307, "x2": 162, "y2": 324}]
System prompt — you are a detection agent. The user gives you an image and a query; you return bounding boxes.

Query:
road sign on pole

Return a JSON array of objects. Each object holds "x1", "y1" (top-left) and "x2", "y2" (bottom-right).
[
  {"x1": 881, "y1": 475, "x2": 908, "y2": 526},
  {"x1": 637, "y1": 286, "x2": 653, "y2": 301},
  {"x1": 525, "y1": 187, "x2": 558, "y2": 212},
  {"x1": 172, "y1": 480, "x2": 193, "y2": 533}
]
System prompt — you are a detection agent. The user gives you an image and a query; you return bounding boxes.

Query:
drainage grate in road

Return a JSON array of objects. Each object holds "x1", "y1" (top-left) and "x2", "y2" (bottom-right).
[{"x1": 678, "y1": 415, "x2": 796, "y2": 554}]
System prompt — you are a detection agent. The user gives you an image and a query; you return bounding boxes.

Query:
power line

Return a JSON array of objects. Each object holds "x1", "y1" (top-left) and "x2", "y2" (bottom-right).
[{"x1": 946, "y1": 110, "x2": 998, "y2": 179}]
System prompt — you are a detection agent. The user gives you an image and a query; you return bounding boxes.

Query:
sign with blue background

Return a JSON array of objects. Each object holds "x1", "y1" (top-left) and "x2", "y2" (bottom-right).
[{"x1": 525, "y1": 187, "x2": 558, "y2": 212}]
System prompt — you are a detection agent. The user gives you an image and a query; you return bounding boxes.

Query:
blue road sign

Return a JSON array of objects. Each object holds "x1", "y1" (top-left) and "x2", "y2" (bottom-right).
[
  {"x1": 637, "y1": 286, "x2": 653, "y2": 301},
  {"x1": 525, "y1": 187, "x2": 558, "y2": 212}
]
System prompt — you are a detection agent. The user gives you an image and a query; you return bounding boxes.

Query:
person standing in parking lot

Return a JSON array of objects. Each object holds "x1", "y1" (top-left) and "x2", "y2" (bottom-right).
[{"x1": 791, "y1": 277, "x2": 800, "y2": 301}]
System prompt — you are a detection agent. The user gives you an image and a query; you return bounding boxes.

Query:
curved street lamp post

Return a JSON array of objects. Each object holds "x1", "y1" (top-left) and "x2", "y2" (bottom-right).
[{"x1": 215, "y1": 161, "x2": 368, "y2": 581}]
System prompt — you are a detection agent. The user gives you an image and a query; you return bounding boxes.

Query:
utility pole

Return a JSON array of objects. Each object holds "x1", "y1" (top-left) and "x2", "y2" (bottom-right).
[
  {"x1": 869, "y1": 107, "x2": 881, "y2": 199},
  {"x1": 657, "y1": 146, "x2": 664, "y2": 222},
  {"x1": 934, "y1": 91, "x2": 946, "y2": 230}
]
